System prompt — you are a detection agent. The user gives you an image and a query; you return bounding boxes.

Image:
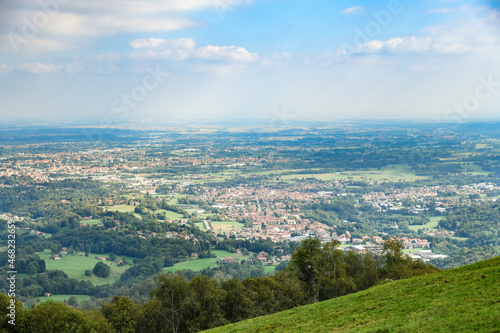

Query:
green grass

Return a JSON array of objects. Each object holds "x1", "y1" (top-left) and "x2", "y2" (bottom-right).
[
  {"x1": 403, "y1": 248, "x2": 428, "y2": 254},
  {"x1": 163, "y1": 250, "x2": 254, "y2": 273},
  {"x1": 211, "y1": 221, "x2": 245, "y2": 233},
  {"x1": 36, "y1": 250, "x2": 132, "y2": 286},
  {"x1": 408, "y1": 216, "x2": 442, "y2": 232},
  {"x1": 37, "y1": 295, "x2": 93, "y2": 304},
  {"x1": 206, "y1": 257, "x2": 500, "y2": 333},
  {"x1": 163, "y1": 257, "x2": 221, "y2": 273},
  {"x1": 194, "y1": 222, "x2": 206, "y2": 231},
  {"x1": 81, "y1": 219, "x2": 102, "y2": 226},
  {"x1": 106, "y1": 204, "x2": 136, "y2": 213},
  {"x1": 157, "y1": 209, "x2": 184, "y2": 220},
  {"x1": 263, "y1": 264, "x2": 277, "y2": 274}
]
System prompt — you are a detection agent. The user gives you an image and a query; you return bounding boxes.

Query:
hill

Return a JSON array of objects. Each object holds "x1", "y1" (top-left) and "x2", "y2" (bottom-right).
[{"x1": 205, "y1": 257, "x2": 500, "y2": 333}]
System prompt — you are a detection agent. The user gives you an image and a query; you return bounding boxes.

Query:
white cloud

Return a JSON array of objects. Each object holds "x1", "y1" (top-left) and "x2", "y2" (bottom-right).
[
  {"x1": 427, "y1": 7, "x2": 458, "y2": 14},
  {"x1": 261, "y1": 52, "x2": 334, "y2": 66},
  {"x1": 0, "y1": 0, "x2": 254, "y2": 53},
  {"x1": 128, "y1": 38, "x2": 258, "y2": 63},
  {"x1": 338, "y1": 7, "x2": 500, "y2": 57},
  {"x1": 341, "y1": 6, "x2": 366, "y2": 15},
  {"x1": 0, "y1": 64, "x2": 14, "y2": 73},
  {"x1": 41, "y1": 13, "x2": 198, "y2": 36},
  {"x1": 129, "y1": 38, "x2": 197, "y2": 50},
  {"x1": 18, "y1": 62, "x2": 63, "y2": 74}
]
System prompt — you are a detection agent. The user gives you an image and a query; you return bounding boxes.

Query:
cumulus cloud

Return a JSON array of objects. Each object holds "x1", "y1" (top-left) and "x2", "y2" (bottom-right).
[
  {"x1": 128, "y1": 38, "x2": 258, "y2": 63},
  {"x1": 337, "y1": 7, "x2": 500, "y2": 57},
  {"x1": 341, "y1": 6, "x2": 366, "y2": 15},
  {"x1": 0, "y1": 0, "x2": 253, "y2": 53}
]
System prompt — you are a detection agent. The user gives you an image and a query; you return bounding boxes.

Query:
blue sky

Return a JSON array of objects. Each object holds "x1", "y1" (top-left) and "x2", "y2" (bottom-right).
[{"x1": 0, "y1": 0, "x2": 499, "y2": 123}]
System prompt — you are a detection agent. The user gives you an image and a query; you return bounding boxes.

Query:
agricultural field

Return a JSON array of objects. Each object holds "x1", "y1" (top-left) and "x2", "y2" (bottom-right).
[
  {"x1": 280, "y1": 166, "x2": 427, "y2": 182},
  {"x1": 36, "y1": 250, "x2": 133, "y2": 286},
  {"x1": 210, "y1": 221, "x2": 245, "y2": 233}
]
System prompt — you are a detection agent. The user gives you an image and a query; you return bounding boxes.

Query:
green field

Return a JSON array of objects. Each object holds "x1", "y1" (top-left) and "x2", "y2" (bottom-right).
[
  {"x1": 263, "y1": 264, "x2": 277, "y2": 274},
  {"x1": 36, "y1": 250, "x2": 132, "y2": 286},
  {"x1": 403, "y1": 248, "x2": 429, "y2": 254},
  {"x1": 37, "y1": 294, "x2": 93, "y2": 304},
  {"x1": 211, "y1": 221, "x2": 245, "y2": 233},
  {"x1": 194, "y1": 222, "x2": 206, "y2": 230},
  {"x1": 163, "y1": 250, "x2": 254, "y2": 273},
  {"x1": 106, "y1": 204, "x2": 136, "y2": 213},
  {"x1": 408, "y1": 216, "x2": 442, "y2": 232},
  {"x1": 157, "y1": 209, "x2": 184, "y2": 220},
  {"x1": 81, "y1": 219, "x2": 102, "y2": 226},
  {"x1": 206, "y1": 257, "x2": 500, "y2": 333}
]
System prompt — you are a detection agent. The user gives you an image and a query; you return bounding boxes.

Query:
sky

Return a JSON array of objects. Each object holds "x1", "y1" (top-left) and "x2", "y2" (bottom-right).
[{"x1": 0, "y1": 0, "x2": 499, "y2": 123}]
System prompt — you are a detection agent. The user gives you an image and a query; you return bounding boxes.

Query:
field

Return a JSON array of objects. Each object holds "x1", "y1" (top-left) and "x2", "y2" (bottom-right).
[
  {"x1": 280, "y1": 166, "x2": 427, "y2": 182},
  {"x1": 211, "y1": 221, "x2": 245, "y2": 233},
  {"x1": 106, "y1": 204, "x2": 136, "y2": 213},
  {"x1": 263, "y1": 264, "x2": 277, "y2": 274},
  {"x1": 157, "y1": 209, "x2": 184, "y2": 220},
  {"x1": 194, "y1": 222, "x2": 206, "y2": 230},
  {"x1": 206, "y1": 257, "x2": 500, "y2": 333},
  {"x1": 403, "y1": 248, "x2": 429, "y2": 254},
  {"x1": 37, "y1": 294, "x2": 93, "y2": 304},
  {"x1": 408, "y1": 216, "x2": 442, "y2": 232},
  {"x1": 163, "y1": 250, "x2": 254, "y2": 273},
  {"x1": 36, "y1": 250, "x2": 132, "y2": 286},
  {"x1": 81, "y1": 219, "x2": 102, "y2": 226}
]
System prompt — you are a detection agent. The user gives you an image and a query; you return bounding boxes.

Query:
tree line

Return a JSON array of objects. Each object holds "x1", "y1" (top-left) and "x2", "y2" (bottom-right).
[{"x1": 1, "y1": 239, "x2": 439, "y2": 333}]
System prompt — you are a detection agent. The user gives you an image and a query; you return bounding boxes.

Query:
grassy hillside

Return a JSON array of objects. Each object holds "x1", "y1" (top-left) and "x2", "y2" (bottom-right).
[{"x1": 206, "y1": 257, "x2": 500, "y2": 333}]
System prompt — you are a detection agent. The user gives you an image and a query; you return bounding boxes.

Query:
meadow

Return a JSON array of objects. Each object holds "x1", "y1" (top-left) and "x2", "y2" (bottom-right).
[
  {"x1": 36, "y1": 250, "x2": 133, "y2": 286},
  {"x1": 37, "y1": 294, "x2": 93, "y2": 304},
  {"x1": 163, "y1": 249, "x2": 254, "y2": 273},
  {"x1": 408, "y1": 216, "x2": 442, "y2": 232}
]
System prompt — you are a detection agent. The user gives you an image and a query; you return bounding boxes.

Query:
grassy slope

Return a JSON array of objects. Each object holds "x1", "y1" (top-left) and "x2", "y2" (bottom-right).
[{"x1": 206, "y1": 257, "x2": 500, "y2": 333}]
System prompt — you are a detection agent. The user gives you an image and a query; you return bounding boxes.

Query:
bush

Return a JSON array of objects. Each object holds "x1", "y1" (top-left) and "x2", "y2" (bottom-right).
[{"x1": 93, "y1": 262, "x2": 111, "y2": 278}]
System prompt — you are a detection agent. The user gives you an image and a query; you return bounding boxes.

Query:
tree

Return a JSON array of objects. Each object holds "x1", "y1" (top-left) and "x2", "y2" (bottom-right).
[
  {"x1": 93, "y1": 262, "x2": 110, "y2": 278},
  {"x1": 0, "y1": 293, "x2": 26, "y2": 331},
  {"x1": 25, "y1": 301, "x2": 113, "y2": 333},
  {"x1": 289, "y1": 237, "x2": 323, "y2": 303},
  {"x1": 150, "y1": 274, "x2": 194, "y2": 333},
  {"x1": 67, "y1": 296, "x2": 78, "y2": 307},
  {"x1": 102, "y1": 296, "x2": 140, "y2": 333}
]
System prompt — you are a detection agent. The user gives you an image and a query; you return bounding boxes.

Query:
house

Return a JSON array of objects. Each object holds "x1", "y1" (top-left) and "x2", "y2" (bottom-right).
[
  {"x1": 191, "y1": 253, "x2": 199, "y2": 258},
  {"x1": 97, "y1": 257, "x2": 106, "y2": 261},
  {"x1": 44, "y1": 293, "x2": 51, "y2": 297}
]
